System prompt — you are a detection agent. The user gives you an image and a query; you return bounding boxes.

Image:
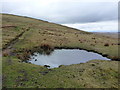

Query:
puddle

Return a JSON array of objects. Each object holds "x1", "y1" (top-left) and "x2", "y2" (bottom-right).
[{"x1": 28, "y1": 49, "x2": 110, "y2": 68}]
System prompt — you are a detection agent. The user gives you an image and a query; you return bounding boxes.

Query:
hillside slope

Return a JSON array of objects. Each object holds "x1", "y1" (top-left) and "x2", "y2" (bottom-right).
[
  {"x1": 2, "y1": 14, "x2": 119, "y2": 60},
  {"x1": 2, "y1": 14, "x2": 119, "y2": 88}
]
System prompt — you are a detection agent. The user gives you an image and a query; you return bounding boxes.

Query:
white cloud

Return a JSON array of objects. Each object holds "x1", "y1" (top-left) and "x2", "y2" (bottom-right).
[
  {"x1": 2, "y1": 0, "x2": 118, "y2": 32},
  {"x1": 1, "y1": 0, "x2": 119, "y2": 2},
  {"x1": 63, "y1": 20, "x2": 118, "y2": 32},
  {"x1": 2, "y1": 2, "x2": 118, "y2": 23}
]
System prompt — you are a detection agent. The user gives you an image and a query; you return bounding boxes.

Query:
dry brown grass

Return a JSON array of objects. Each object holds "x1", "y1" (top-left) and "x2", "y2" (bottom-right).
[
  {"x1": 2, "y1": 14, "x2": 119, "y2": 88},
  {"x1": 104, "y1": 43, "x2": 109, "y2": 46},
  {"x1": 2, "y1": 14, "x2": 119, "y2": 60}
]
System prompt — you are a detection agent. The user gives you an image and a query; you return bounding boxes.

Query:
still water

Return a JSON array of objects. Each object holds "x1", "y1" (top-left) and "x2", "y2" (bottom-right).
[{"x1": 28, "y1": 49, "x2": 110, "y2": 68}]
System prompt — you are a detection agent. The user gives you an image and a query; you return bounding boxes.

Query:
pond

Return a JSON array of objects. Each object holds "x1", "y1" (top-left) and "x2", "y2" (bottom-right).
[{"x1": 28, "y1": 49, "x2": 110, "y2": 68}]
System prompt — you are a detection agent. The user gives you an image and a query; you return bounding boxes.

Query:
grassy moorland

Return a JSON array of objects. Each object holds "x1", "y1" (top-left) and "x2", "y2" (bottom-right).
[
  {"x1": 2, "y1": 14, "x2": 119, "y2": 88},
  {"x1": 93, "y1": 32, "x2": 119, "y2": 39},
  {"x1": 3, "y1": 57, "x2": 118, "y2": 88}
]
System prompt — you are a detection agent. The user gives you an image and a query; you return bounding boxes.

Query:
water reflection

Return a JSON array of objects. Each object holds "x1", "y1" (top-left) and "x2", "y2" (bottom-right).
[{"x1": 29, "y1": 49, "x2": 110, "y2": 68}]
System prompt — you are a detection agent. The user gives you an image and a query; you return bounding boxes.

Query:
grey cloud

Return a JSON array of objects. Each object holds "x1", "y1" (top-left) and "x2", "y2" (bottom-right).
[
  {"x1": 2, "y1": 1, "x2": 118, "y2": 24},
  {"x1": 50, "y1": 2, "x2": 117, "y2": 24}
]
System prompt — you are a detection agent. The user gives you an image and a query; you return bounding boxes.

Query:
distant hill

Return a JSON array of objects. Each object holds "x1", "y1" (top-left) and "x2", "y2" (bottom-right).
[{"x1": 93, "y1": 32, "x2": 119, "y2": 39}]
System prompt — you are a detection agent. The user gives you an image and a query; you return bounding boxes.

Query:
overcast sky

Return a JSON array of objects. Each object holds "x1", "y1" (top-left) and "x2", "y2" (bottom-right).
[{"x1": 2, "y1": 0, "x2": 119, "y2": 32}]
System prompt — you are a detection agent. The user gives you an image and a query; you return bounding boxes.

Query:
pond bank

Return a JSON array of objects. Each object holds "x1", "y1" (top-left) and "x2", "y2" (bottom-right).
[
  {"x1": 12, "y1": 45, "x2": 119, "y2": 63},
  {"x1": 2, "y1": 56, "x2": 119, "y2": 88}
]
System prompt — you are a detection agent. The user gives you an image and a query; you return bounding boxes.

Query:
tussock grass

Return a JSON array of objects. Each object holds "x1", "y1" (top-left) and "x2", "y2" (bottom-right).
[
  {"x1": 2, "y1": 14, "x2": 119, "y2": 60},
  {"x1": 2, "y1": 14, "x2": 119, "y2": 88},
  {"x1": 2, "y1": 57, "x2": 118, "y2": 88}
]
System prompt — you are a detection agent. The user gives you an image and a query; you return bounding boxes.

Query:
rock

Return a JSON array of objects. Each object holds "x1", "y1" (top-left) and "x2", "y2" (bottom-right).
[{"x1": 44, "y1": 65, "x2": 50, "y2": 68}]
